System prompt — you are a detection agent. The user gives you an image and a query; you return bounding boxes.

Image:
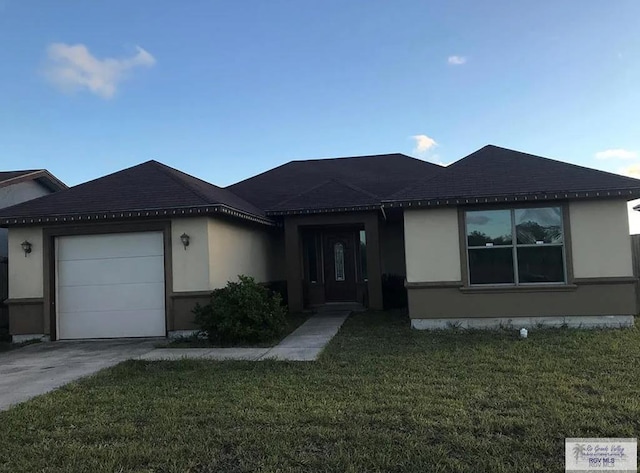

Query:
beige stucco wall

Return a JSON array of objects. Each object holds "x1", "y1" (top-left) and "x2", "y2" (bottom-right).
[
  {"x1": 570, "y1": 199, "x2": 633, "y2": 278},
  {"x1": 7, "y1": 227, "x2": 44, "y2": 299},
  {"x1": 404, "y1": 208, "x2": 461, "y2": 283},
  {"x1": 171, "y1": 218, "x2": 211, "y2": 292},
  {"x1": 208, "y1": 217, "x2": 283, "y2": 289},
  {"x1": 6, "y1": 217, "x2": 282, "y2": 299},
  {"x1": 1, "y1": 181, "x2": 52, "y2": 258}
]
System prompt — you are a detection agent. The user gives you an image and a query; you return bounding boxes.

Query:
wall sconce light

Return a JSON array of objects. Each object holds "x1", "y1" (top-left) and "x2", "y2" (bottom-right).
[
  {"x1": 180, "y1": 233, "x2": 190, "y2": 250},
  {"x1": 21, "y1": 240, "x2": 32, "y2": 257}
]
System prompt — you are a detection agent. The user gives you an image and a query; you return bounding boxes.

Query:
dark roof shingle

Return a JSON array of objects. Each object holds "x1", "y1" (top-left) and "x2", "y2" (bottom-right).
[
  {"x1": 0, "y1": 160, "x2": 265, "y2": 222},
  {"x1": 269, "y1": 179, "x2": 380, "y2": 213},
  {"x1": 228, "y1": 153, "x2": 443, "y2": 212},
  {"x1": 388, "y1": 145, "x2": 640, "y2": 203}
]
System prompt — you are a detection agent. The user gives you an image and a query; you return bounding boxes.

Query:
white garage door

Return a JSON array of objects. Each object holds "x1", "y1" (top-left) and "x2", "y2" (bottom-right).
[{"x1": 56, "y1": 232, "x2": 166, "y2": 339}]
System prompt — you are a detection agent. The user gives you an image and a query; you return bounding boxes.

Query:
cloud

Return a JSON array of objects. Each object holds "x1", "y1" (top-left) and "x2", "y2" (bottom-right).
[
  {"x1": 618, "y1": 164, "x2": 640, "y2": 178},
  {"x1": 595, "y1": 148, "x2": 638, "y2": 160},
  {"x1": 447, "y1": 55, "x2": 467, "y2": 65},
  {"x1": 411, "y1": 134, "x2": 438, "y2": 155},
  {"x1": 44, "y1": 43, "x2": 156, "y2": 98}
]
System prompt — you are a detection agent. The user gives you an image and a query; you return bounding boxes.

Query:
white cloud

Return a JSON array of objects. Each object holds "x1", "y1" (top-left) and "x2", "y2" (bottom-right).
[
  {"x1": 447, "y1": 55, "x2": 467, "y2": 65},
  {"x1": 44, "y1": 43, "x2": 156, "y2": 99},
  {"x1": 595, "y1": 148, "x2": 638, "y2": 160},
  {"x1": 618, "y1": 164, "x2": 640, "y2": 178},
  {"x1": 411, "y1": 134, "x2": 438, "y2": 155}
]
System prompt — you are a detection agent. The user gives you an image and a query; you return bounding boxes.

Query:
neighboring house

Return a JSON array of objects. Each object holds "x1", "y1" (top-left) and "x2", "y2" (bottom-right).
[
  {"x1": 0, "y1": 170, "x2": 67, "y2": 258},
  {"x1": 0, "y1": 145, "x2": 638, "y2": 342},
  {"x1": 0, "y1": 170, "x2": 66, "y2": 337}
]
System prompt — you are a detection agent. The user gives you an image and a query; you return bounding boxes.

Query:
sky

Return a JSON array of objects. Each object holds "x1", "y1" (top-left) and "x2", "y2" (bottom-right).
[{"x1": 1, "y1": 1, "x2": 640, "y2": 230}]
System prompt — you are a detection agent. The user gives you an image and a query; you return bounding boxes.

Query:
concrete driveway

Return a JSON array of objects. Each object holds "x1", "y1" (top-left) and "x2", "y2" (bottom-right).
[{"x1": 0, "y1": 339, "x2": 156, "y2": 411}]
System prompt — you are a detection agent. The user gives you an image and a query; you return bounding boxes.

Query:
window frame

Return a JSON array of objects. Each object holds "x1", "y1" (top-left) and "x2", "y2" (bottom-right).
[{"x1": 464, "y1": 206, "x2": 568, "y2": 287}]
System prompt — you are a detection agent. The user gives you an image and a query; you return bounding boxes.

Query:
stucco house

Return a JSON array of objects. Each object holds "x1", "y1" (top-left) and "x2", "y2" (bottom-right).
[
  {"x1": 0, "y1": 170, "x2": 67, "y2": 337},
  {"x1": 0, "y1": 170, "x2": 67, "y2": 258},
  {"x1": 1, "y1": 145, "x2": 639, "y2": 342}
]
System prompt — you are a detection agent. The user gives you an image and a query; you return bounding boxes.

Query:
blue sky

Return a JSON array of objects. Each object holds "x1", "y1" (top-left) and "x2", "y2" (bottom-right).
[{"x1": 2, "y1": 1, "x2": 640, "y2": 226}]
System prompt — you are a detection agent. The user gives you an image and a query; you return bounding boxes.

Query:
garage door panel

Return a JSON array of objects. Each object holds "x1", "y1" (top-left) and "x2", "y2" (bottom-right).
[
  {"x1": 58, "y1": 309, "x2": 165, "y2": 339},
  {"x1": 58, "y1": 233, "x2": 163, "y2": 261},
  {"x1": 58, "y1": 282, "x2": 165, "y2": 313},
  {"x1": 56, "y1": 231, "x2": 166, "y2": 340},
  {"x1": 57, "y1": 256, "x2": 164, "y2": 287}
]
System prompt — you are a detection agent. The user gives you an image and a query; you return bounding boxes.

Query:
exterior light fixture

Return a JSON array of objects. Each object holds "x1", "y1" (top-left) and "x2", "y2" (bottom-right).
[
  {"x1": 21, "y1": 240, "x2": 32, "y2": 256},
  {"x1": 180, "y1": 233, "x2": 190, "y2": 249}
]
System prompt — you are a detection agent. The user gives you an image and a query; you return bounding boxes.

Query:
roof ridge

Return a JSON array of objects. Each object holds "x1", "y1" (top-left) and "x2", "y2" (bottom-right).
[
  {"x1": 384, "y1": 165, "x2": 447, "y2": 201},
  {"x1": 269, "y1": 178, "x2": 336, "y2": 209},
  {"x1": 150, "y1": 161, "x2": 268, "y2": 216},
  {"x1": 482, "y1": 144, "x2": 640, "y2": 184},
  {"x1": 329, "y1": 178, "x2": 381, "y2": 199},
  {"x1": 269, "y1": 178, "x2": 381, "y2": 210},
  {"x1": 148, "y1": 161, "x2": 215, "y2": 205}
]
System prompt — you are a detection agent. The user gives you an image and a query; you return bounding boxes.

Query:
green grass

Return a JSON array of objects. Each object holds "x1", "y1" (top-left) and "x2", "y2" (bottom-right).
[
  {"x1": 156, "y1": 311, "x2": 312, "y2": 348},
  {"x1": 1, "y1": 311, "x2": 639, "y2": 473}
]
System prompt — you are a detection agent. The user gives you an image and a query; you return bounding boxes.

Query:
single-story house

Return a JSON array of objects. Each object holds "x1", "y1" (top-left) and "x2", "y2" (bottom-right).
[
  {"x1": 1, "y1": 145, "x2": 639, "y2": 341},
  {"x1": 0, "y1": 170, "x2": 67, "y2": 259},
  {"x1": 0, "y1": 170, "x2": 66, "y2": 336}
]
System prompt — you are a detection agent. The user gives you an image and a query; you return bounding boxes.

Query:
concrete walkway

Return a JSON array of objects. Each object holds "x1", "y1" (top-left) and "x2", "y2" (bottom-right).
[
  {"x1": 0, "y1": 339, "x2": 158, "y2": 411},
  {"x1": 139, "y1": 308, "x2": 351, "y2": 362}
]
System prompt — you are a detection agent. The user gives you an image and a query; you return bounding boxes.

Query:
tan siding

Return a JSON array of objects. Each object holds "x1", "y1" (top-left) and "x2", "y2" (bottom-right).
[
  {"x1": 208, "y1": 218, "x2": 283, "y2": 289},
  {"x1": 570, "y1": 200, "x2": 633, "y2": 278},
  {"x1": 171, "y1": 218, "x2": 210, "y2": 292},
  {"x1": 8, "y1": 227, "x2": 44, "y2": 299},
  {"x1": 404, "y1": 208, "x2": 461, "y2": 283}
]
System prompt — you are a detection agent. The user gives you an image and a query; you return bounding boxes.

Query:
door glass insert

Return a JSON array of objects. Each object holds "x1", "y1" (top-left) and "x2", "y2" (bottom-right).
[{"x1": 334, "y1": 242, "x2": 345, "y2": 281}]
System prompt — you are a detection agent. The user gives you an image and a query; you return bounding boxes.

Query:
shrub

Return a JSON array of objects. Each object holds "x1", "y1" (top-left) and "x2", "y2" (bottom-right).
[
  {"x1": 262, "y1": 280, "x2": 288, "y2": 307},
  {"x1": 193, "y1": 275, "x2": 287, "y2": 344}
]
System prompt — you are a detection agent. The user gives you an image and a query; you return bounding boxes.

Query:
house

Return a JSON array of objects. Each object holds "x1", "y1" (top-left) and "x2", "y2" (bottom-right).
[
  {"x1": 0, "y1": 145, "x2": 638, "y2": 342},
  {"x1": 0, "y1": 170, "x2": 67, "y2": 258},
  {"x1": 0, "y1": 170, "x2": 67, "y2": 337}
]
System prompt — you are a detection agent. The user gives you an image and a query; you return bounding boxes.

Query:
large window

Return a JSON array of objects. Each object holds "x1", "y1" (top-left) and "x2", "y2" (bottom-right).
[{"x1": 465, "y1": 207, "x2": 565, "y2": 285}]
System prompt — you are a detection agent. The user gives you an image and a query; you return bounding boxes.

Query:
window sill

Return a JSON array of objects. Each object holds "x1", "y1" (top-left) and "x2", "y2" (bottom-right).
[{"x1": 460, "y1": 284, "x2": 578, "y2": 294}]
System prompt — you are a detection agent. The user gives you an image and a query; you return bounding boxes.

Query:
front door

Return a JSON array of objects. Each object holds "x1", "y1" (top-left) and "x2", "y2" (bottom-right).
[{"x1": 323, "y1": 232, "x2": 357, "y2": 302}]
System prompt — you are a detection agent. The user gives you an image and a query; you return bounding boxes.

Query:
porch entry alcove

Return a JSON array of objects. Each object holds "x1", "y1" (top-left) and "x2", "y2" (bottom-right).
[
  {"x1": 284, "y1": 212, "x2": 384, "y2": 312},
  {"x1": 302, "y1": 227, "x2": 366, "y2": 306}
]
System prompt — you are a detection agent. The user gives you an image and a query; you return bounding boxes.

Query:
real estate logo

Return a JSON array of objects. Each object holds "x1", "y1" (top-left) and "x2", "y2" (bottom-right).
[{"x1": 565, "y1": 438, "x2": 637, "y2": 472}]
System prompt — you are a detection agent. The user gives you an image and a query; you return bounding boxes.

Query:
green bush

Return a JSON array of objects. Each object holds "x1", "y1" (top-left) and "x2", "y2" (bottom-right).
[{"x1": 193, "y1": 275, "x2": 287, "y2": 344}]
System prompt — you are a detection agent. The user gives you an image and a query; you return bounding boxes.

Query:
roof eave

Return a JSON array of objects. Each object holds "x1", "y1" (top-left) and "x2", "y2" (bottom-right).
[
  {"x1": 0, "y1": 170, "x2": 67, "y2": 191},
  {"x1": 383, "y1": 188, "x2": 640, "y2": 209},
  {"x1": 0, "y1": 204, "x2": 276, "y2": 227},
  {"x1": 266, "y1": 204, "x2": 381, "y2": 216}
]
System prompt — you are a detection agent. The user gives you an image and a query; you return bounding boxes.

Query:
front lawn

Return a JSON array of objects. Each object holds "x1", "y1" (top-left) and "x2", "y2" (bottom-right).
[{"x1": 1, "y1": 311, "x2": 639, "y2": 472}]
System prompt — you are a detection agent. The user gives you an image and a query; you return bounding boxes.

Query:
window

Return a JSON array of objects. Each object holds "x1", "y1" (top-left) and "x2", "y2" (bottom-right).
[
  {"x1": 465, "y1": 207, "x2": 565, "y2": 285},
  {"x1": 334, "y1": 242, "x2": 345, "y2": 281},
  {"x1": 359, "y1": 230, "x2": 368, "y2": 281},
  {"x1": 302, "y1": 233, "x2": 320, "y2": 283}
]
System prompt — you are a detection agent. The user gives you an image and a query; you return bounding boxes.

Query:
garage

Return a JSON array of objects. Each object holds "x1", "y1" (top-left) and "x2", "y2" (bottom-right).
[{"x1": 56, "y1": 232, "x2": 166, "y2": 339}]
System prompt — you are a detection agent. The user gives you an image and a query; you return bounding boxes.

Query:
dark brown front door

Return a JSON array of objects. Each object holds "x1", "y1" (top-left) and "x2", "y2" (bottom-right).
[{"x1": 323, "y1": 232, "x2": 357, "y2": 302}]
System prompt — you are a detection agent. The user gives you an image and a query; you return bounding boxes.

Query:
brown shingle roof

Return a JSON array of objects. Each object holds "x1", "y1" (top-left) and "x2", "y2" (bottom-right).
[
  {"x1": 0, "y1": 161, "x2": 269, "y2": 225},
  {"x1": 269, "y1": 179, "x2": 381, "y2": 214},
  {"x1": 387, "y1": 145, "x2": 640, "y2": 204},
  {"x1": 228, "y1": 153, "x2": 443, "y2": 212}
]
